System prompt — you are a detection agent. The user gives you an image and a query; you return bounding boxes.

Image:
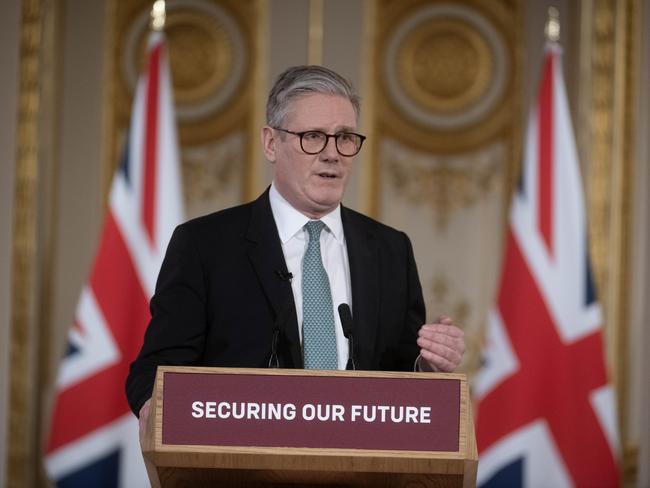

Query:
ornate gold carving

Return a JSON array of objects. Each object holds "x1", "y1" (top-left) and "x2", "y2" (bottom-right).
[
  {"x1": 182, "y1": 133, "x2": 242, "y2": 204},
  {"x1": 377, "y1": 0, "x2": 517, "y2": 154},
  {"x1": 587, "y1": 0, "x2": 639, "y2": 480},
  {"x1": 384, "y1": 139, "x2": 504, "y2": 228},
  {"x1": 357, "y1": 0, "x2": 378, "y2": 215},
  {"x1": 589, "y1": 1, "x2": 616, "y2": 304},
  {"x1": 165, "y1": 11, "x2": 233, "y2": 104},
  {"x1": 9, "y1": 1, "x2": 42, "y2": 486},
  {"x1": 308, "y1": 0, "x2": 324, "y2": 65},
  {"x1": 398, "y1": 19, "x2": 492, "y2": 114}
]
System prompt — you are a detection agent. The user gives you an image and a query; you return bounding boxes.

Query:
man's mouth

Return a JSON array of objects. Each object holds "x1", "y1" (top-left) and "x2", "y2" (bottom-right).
[{"x1": 316, "y1": 172, "x2": 338, "y2": 179}]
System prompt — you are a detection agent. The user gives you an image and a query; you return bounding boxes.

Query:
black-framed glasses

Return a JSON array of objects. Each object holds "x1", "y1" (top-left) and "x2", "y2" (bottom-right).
[{"x1": 273, "y1": 128, "x2": 366, "y2": 157}]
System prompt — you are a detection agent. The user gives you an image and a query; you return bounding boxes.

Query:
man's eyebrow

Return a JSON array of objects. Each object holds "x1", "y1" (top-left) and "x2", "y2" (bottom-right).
[
  {"x1": 297, "y1": 125, "x2": 358, "y2": 133},
  {"x1": 307, "y1": 125, "x2": 357, "y2": 133}
]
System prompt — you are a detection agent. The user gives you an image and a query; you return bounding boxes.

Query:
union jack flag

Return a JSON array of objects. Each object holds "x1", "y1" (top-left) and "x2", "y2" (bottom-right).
[
  {"x1": 44, "y1": 31, "x2": 183, "y2": 486},
  {"x1": 473, "y1": 43, "x2": 620, "y2": 487}
]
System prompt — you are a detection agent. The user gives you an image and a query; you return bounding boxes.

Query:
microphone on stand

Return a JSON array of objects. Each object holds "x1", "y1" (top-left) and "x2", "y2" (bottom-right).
[
  {"x1": 275, "y1": 270, "x2": 293, "y2": 282},
  {"x1": 338, "y1": 303, "x2": 355, "y2": 370},
  {"x1": 269, "y1": 300, "x2": 293, "y2": 368}
]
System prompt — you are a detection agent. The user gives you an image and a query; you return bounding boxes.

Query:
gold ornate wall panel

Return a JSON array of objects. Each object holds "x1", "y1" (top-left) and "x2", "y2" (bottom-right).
[
  {"x1": 9, "y1": 2, "x2": 43, "y2": 487},
  {"x1": 104, "y1": 0, "x2": 260, "y2": 218},
  {"x1": 376, "y1": 0, "x2": 518, "y2": 156},
  {"x1": 583, "y1": 0, "x2": 639, "y2": 480},
  {"x1": 371, "y1": 0, "x2": 522, "y2": 375}
]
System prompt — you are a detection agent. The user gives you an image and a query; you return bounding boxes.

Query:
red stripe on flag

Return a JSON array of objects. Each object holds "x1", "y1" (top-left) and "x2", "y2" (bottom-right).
[
  {"x1": 476, "y1": 230, "x2": 618, "y2": 486},
  {"x1": 46, "y1": 213, "x2": 150, "y2": 452},
  {"x1": 142, "y1": 43, "x2": 162, "y2": 248},
  {"x1": 538, "y1": 53, "x2": 554, "y2": 256}
]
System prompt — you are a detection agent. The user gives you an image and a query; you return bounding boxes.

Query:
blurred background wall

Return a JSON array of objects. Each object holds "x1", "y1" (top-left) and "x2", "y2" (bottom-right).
[{"x1": 1, "y1": 0, "x2": 648, "y2": 486}]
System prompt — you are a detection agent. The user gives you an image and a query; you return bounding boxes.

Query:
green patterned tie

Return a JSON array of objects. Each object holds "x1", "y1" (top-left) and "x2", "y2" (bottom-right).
[{"x1": 302, "y1": 220, "x2": 338, "y2": 369}]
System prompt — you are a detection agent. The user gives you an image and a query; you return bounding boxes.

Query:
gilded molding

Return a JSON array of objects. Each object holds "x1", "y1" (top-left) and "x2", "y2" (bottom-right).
[
  {"x1": 245, "y1": 0, "x2": 268, "y2": 200},
  {"x1": 589, "y1": 1, "x2": 615, "y2": 310},
  {"x1": 359, "y1": 0, "x2": 378, "y2": 216},
  {"x1": 308, "y1": 0, "x2": 324, "y2": 66},
  {"x1": 588, "y1": 0, "x2": 638, "y2": 480},
  {"x1": 8, "y1": 0, "x2": 42, "y2": 486},
  {"x1": 614, "y1": 0, "x2": 638, "y2": 481}
]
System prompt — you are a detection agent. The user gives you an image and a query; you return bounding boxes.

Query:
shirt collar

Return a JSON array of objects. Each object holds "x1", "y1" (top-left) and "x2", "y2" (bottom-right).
[{"x1": 269, "y1": 182, "x2": 344, "y2": 244}]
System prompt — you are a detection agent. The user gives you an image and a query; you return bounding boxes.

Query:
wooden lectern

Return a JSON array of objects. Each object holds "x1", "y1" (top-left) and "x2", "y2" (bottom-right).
[{"x1": 141, "y1": 367, "x2": 477, "y2": 487}]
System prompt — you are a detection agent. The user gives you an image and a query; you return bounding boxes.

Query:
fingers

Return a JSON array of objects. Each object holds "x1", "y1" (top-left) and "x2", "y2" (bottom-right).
[
  {"x1": 138, "y1": 398, "x2": 152, "y2": 445},
  {"x1": 437, "y1": 315, "x2": 453, "y2": 325},
  {"x1": 416, "y1": 336, "x2": 464, "y2": 371},
  {"x1": 417, "y1": 320, "x2": 465, "y2": 373},
  {"x1": 420, "y1": 322, "x2": 465, "y2": 337},
  {"x1": 419, "y1": 348, "x2": 459, "y2": 372}
]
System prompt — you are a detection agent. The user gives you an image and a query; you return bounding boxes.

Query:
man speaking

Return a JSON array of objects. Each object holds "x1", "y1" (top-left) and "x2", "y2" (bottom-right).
[{"x1": 126, "y1": 65, "x2": 466, "y2": 429}]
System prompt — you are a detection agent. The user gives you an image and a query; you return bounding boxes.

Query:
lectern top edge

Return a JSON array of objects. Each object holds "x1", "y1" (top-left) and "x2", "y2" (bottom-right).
[{"x1": 156, "y1": 364, "x2": 467, "y2": 381}]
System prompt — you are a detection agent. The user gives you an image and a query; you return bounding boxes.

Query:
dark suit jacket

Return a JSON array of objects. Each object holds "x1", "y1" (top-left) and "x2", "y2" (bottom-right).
[{"x1": 125, "y1": 189, "x2": 426, "y2": 415}]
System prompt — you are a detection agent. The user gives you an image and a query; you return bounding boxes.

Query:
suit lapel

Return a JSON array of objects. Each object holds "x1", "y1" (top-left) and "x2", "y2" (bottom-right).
[
  {"x1": 245, "y1": 190, "x2": 303, "y2": 367},
  {"x1": 342, "y1": 207, "x2": 379, "y2": 370}
]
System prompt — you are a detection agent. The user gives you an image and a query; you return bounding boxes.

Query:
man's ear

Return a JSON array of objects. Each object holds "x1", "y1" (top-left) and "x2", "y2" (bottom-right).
[{"x1": 261, "y1": 126, "x2": 277, "y2": 162}]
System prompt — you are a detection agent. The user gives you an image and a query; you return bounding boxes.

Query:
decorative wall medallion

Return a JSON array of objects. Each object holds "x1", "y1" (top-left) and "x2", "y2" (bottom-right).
[
  {"x1": 384, "y1": 3, "x2": 508, "y2": 131},
  {"x1": 122, "y1": 0, "x2": 247, "y2": 122}
]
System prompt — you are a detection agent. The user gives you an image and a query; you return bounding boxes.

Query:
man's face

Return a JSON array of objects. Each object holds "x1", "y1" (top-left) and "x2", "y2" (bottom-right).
[{"x1": 262, "y1": 93, "x2": 358, "y2": 219}]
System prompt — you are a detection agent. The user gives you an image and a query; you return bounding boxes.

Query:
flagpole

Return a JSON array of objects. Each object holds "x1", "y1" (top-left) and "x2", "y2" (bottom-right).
[
  {"x1": 151, "y1": 0, "x2": 166, "y2": 31},
  {"x1": 545, "y1": 6, "x2": 560, "y2": 43}
]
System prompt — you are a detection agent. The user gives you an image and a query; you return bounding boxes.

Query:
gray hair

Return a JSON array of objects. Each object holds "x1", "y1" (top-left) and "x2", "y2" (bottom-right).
[{"x1": 266, "y1": 65, "x2": 360, "y2": 127}]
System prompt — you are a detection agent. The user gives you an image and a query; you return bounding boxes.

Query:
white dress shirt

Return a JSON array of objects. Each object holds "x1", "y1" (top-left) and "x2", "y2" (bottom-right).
[{"x1": 269, "y1": 183, "x2": 351, "y2": 369}]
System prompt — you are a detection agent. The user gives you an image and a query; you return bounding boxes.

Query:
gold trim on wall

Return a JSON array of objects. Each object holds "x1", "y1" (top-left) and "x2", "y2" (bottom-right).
[
  {"x1": 245, "y1": 0, "x2": 268, "y2": 200},
  {"x1": 587, "y1": 0, "x2": 639, "y2": 481},
  {"x1": 359, "y1": 0, "x2": 378, "y2": 216},
  {"x1": 36, "y1": 2, "x2": 65, "y2": 483},
  {"x1": 100, "y1": 0, "x2": 117, "y2": 217},
  {"x1": 8, "y1": 0, "x2": 43, "y2": 486},
  {"x1": 308, "y1": 0, "x2": 324, "y2": 66},
  {"x1": 614, "y1": 0, "x2": 639, "y2": 480}
]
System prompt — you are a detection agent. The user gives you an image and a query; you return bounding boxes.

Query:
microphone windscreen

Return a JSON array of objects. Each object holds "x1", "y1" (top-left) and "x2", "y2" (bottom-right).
[{"x1": 338, "y1": 303, "x2": 353, "y2": 339}]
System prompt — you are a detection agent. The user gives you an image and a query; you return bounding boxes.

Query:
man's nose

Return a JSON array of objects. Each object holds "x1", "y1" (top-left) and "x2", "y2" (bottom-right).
[{"x1": 320, "y1": 135, "x2": 339, "y2": 161}]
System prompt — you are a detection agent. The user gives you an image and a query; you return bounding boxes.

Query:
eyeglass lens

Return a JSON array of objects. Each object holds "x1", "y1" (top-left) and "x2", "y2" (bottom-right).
[{"x1": 300, "y1": 131, "x2": 363, "y2": 156}]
